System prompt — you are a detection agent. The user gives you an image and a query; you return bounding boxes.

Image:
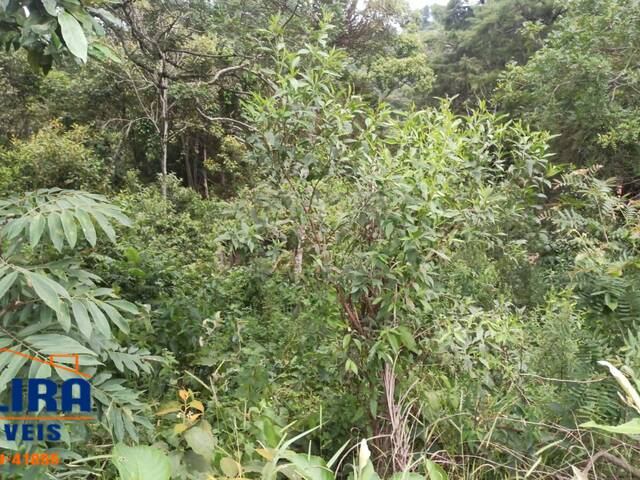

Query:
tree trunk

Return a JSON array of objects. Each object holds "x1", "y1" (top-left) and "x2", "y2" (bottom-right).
[
  {"x1": 159, "y1": 60, "x2": 170, "y2": 198},
  {"x1": 184, "y1": 136, "x2": 194, "y2": 188},
  {"x1": 202, "y1": 143, "x2": 210, "y2": 199}
]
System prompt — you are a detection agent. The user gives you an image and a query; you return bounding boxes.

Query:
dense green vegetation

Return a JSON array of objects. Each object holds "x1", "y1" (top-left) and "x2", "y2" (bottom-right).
[{"x1": 2, "y1": 0, "x2": 640, "y2": 478}]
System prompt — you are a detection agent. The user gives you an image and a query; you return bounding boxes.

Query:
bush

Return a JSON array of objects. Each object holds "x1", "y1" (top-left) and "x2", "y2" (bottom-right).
[{"x1": 0, "y1": 121, "x2": 111, "y2": 193}]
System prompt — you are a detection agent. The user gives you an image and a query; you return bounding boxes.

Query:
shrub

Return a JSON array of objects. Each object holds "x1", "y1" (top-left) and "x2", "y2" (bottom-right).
[{"x1": 0, "y1": 121, "x2": 110, "y2": 194}]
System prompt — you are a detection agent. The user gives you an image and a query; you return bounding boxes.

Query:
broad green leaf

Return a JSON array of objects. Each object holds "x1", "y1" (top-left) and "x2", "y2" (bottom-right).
[
  {"x1": 25, "y1": 334, "x2": 96, "y2": 356},
  {"x1": 0, "y1": 271, "x2": 18, "y2": 300},
  {"x1": 390, "y1": 474, "x2": 427, "y2": 480},
  {"x1": 92, "y1": 211, "x2": 116, "y2": 243},
  {"x1": 99, "y1": 301, "x2": 130, "y2": 334},
  {"x1": 580, "y1": 418, "x2": 640, "y2": 437},
  {"x1": 85, "y1": 300, "x2": 111, "y2": 337},
  {"x1": 27, "y1": 272, "x2": 61, "y2": 312},
  {"x1": 0, "y1": 350, "x2": 13, "y2": 370},
  {"x1": 359, "y1": 461, "x2": 380, "y2": 480},
  {"x1": 281, "y1": 451, "x2": 333, "y2": 480},
  {"x1": 58, "y1": 11, "x2": 88, "y2": 62},
  {"x1": 219, "y1": 457, "x2": 240, "y2": 478},
  {"x1": 35, "y1": 362, "x2": 52, "y2": 379},
  {"x1": 71, "y1": 299, "x2": 92, "y2": 339},
  {"x1": 47, "y1": 212, "x2": 65, "y2": 252},
  {"x1": 89, "y1": 42, "x2": 122, "y2": 63},
  {"x1": 4, "y1": 217, "x2": 28, "y2": 241},
  {"x1": 112, "y1": 443, "x2": 171, "y2": 480},
  {"x1": 61, "y1": 210, "x2": 78, "y2": 248},
  {"x1": 29, "y1": 214, "x2": 46, "y2": 248},
  {"x1": 425, "y1": 460, "x2": 447, "y2": 480},
  {"x1": 155, "y1": 401, "x2": 181, "y2": 416},
  {"x1": 184, "y1": 421, "x2": 216, "y2": 461},
  {"x1": 41, "y1": 0, "x2": 57, "y2": 16},
  {"x1": 56, "y1": 301, "x2": 72, "y2": 332},
  {"x1": 0, "y1": 353, "x2": 28, "y2": 393},
  {"x1": 345, "y1": 358, "x2": 358, "y2": 375},
  {"x1": 396, "y1": 326, "x2": 418, "y2": 353},
  {"x1": 604, "y1": 292, "x2": 618, "y2": 311},
  {"x1": 75, "y1": 208, "x2": 97, "y2": 246},
  {"x1": 108, "y1": 299, "x2": 139, "y2": 315},
  {"x1": 96, "y1": 205, "x2": 132, "y2": 226}
]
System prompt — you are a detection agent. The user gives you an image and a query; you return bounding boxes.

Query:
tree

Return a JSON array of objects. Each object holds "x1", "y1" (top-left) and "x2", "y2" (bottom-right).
[
  {"x1": 105, "y1": 0, "x2": 258, "y2": 197},
  {"x1": 496, "y1": 0, "x2": 640, "y2": 185},
  {"x1": 360, "y1": 31, "x2": 435, "y2": 107},
  {"x1": 442, "y1": 0, "x2": 474, "y2": 30},
  {"x1": 233, "y1": 29, "x2": 557, "y2": 474},
  {"x1": 424, "y1": 0, "x2": 558, "y2": 108},
  {"x1": 320, "y1": 0, "x2": 410, "y2": 55}
]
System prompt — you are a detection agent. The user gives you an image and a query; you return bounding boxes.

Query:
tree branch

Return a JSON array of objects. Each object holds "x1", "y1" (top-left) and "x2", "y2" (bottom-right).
[{"x1": 583, "y1": 450, "x2": 640, "y2": 478}]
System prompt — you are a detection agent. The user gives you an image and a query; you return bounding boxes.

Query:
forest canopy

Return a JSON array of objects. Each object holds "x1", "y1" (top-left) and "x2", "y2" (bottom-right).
[{"x1": 1, "y1": 0, "x2": 640, "y2": 479}]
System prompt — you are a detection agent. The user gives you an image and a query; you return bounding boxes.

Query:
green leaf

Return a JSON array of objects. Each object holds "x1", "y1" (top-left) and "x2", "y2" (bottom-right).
[
  {"x1": 345, "y1": 358, "x2": 358, "y2": 375},
  {"x1": 85, "y1": 300, "x2": 111, "y2": 337},
  {"x1": 41, "y1": 0, "x2": 58, "y2": 16},
  {"x1": 56, "y1": 301, "x2": 72, "y2": 332},
  {"x1": 0, "y1": 271, "x2": 18, "y2": 300},
  {"x1": 108, "y1": 299, "x2": 139, "y2": 315},
  {"x1": 184, "y1": 421, "x2": 216, "y2": 461},
  {"x1": 35, "y1": 362, "x2": 52, "y2": 379},
  {"x1": 89, "y1": 42, "x2": 122, "y2": 63},
  {"x1": 219, "y1": 457, "x2": 240, "y2": 478},
  {"x1": 425, "y1": 460, "x2": 447, "y2": 480},
  {"x1": 25, "y1": 334, "x2": 96, "y2": 356},
  {"x1": 71, "y1": 299, "x2": 92, "y2": 339},
  {"x1": 0, "y1": 352, "x2": 28, "y2": 393},
  {"x1": 58, "y1": 11, "x2": 88, "y2": 62},
  {"x1": 4, "y1": 217, "x2": 28, "y2": 241},
  {"x1": 27, "y1": 272, "x2": 61, "y2": 312},
  {"x1": 111, "y1": 443, "x2": 171, "y2": 480},
  {"x1": 604, "y1": 292, "x2": 618, "y2": 311},
  {"x1": 389, "y1": 474, "x2": 427, "y2": 480},
  {"x1": 396, "y1": 326, "x2": 419, "y2": 354},
  {"x1": 47, "y1": 212, "x2": 65, "y2": 252},
  {"x1": 96, "y1": 205, "x2": 132, "y2": 227},
  {"x1": 123, "y1": 247, "x2": 141, "y2": 264},
  {"x1": 29, "y1": 214, "x2": 46, "y2": 248},
  {"x1": 61, "y1": 210, "x2": 78, "y2": 248},
  {"x1": 580, "y1": 418, "x2": 640, "y2": 437},
  {"x1": 99, "y1": 301, "x2": 130, "y2": 334},
  {"x1": 281, "y1": 451, "x2": 333, "y2": 480},
  {"x1": 359, "y1": 461, "x2": 380, "y2": 480},
  {"x1": 75, "y1": 208, "x2": 97, "y2": 247},
  {"x1": 92, "y1": 211, "x2": 116, "y2": 243}
]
